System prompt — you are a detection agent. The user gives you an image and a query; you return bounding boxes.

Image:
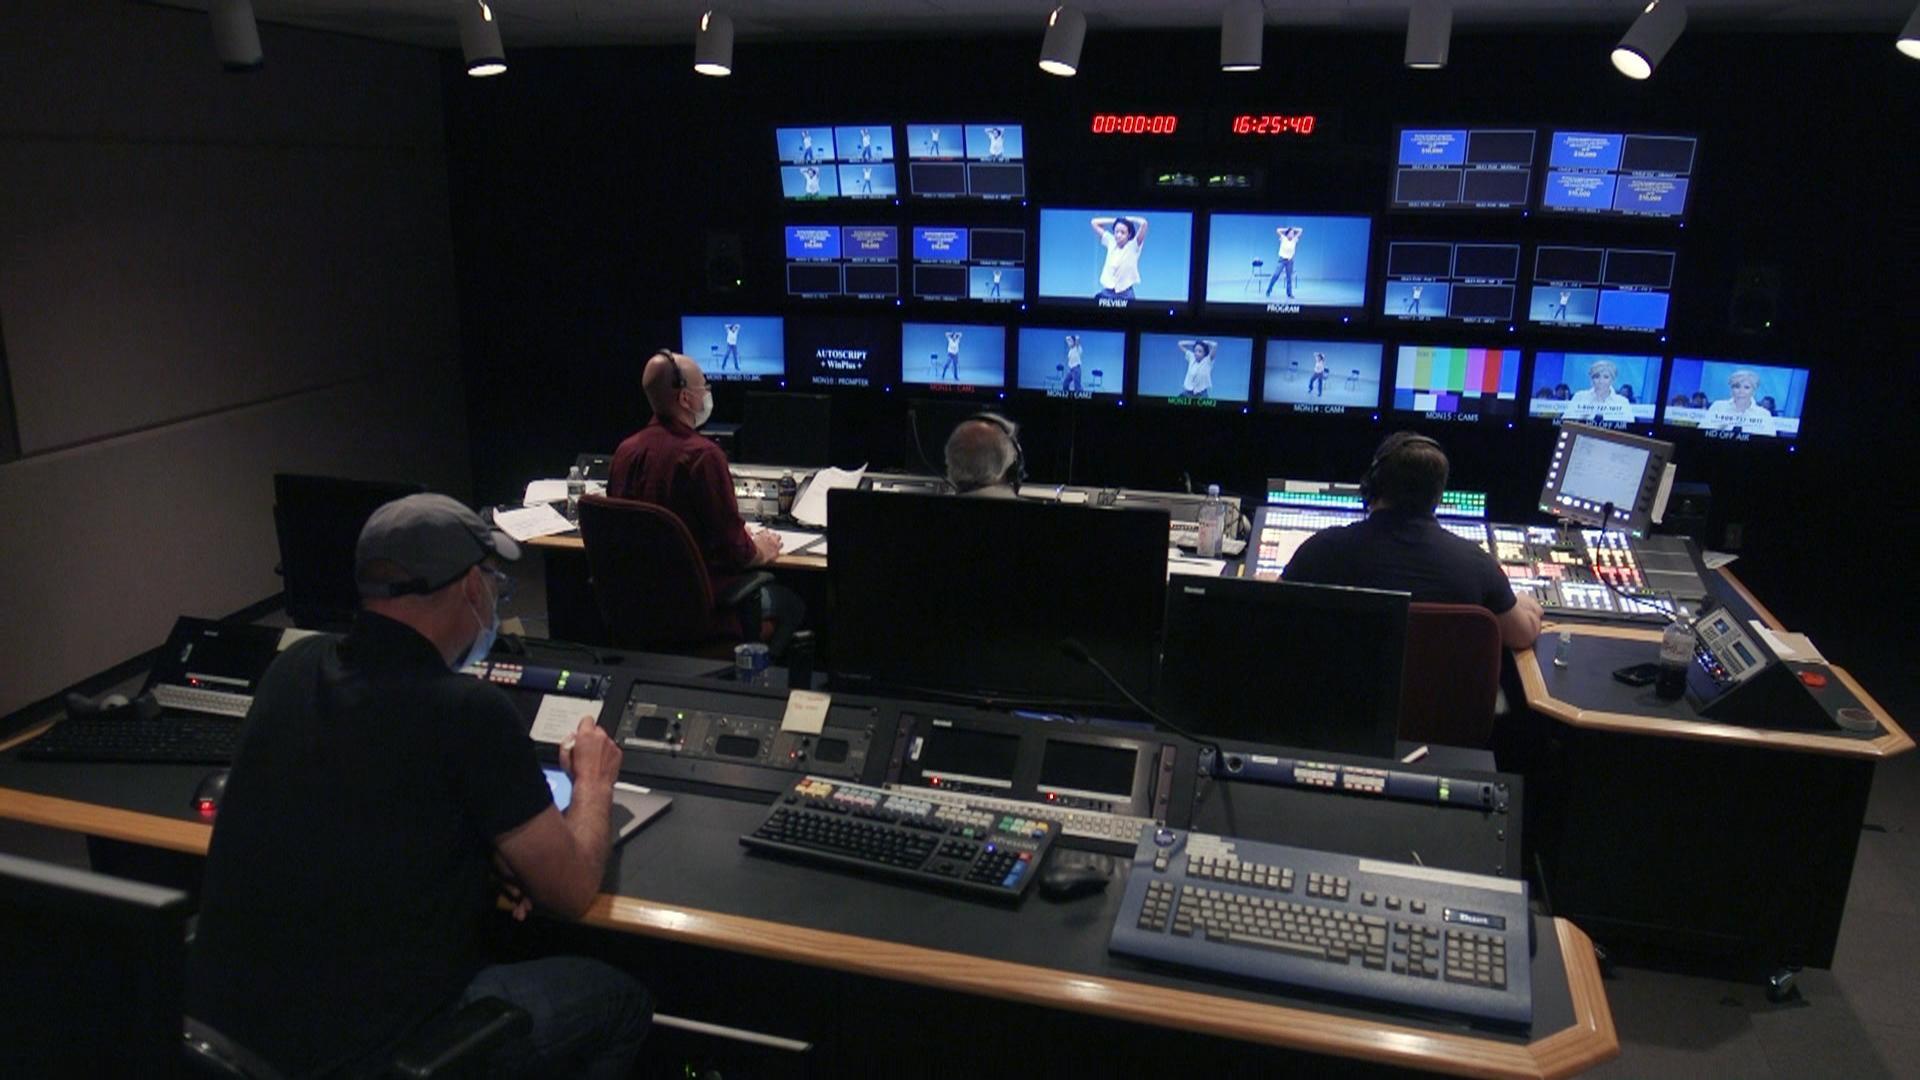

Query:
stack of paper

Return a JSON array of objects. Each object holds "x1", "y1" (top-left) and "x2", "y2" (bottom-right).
[{"x1": 791, "y1": 465, "x2": 867, "y2": 528}]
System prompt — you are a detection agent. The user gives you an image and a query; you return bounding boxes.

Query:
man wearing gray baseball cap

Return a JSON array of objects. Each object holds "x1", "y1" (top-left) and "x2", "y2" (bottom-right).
[{"x1": 190, "y1": 493, "x2": 651, "y2": 1077}]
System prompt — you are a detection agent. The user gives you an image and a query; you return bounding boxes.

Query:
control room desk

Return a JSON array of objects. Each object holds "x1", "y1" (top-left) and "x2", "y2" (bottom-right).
[
  {"x1": 0, "y1": 756, "x2": 1617, "y2": 1078},
  {"x1": 1513, "y1": 570, "x2": 1912, "y2": 975}
]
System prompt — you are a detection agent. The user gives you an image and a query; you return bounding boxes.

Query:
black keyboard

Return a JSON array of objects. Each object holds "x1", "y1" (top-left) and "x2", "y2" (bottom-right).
[
  {"x1": 21, "y1": 715, "x2": 241, "y2": 764},
  {"x1": 1109, "y1": 827, "x2": 1533, "y2": 1029},
  {"x1": 741, "y1": 777, "x2": 1060, "y2": 901}
]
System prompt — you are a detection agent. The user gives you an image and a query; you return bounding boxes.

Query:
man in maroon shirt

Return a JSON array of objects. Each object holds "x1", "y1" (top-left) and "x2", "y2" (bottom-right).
[{"x1": 608, "y1": 350, "x2": 804, "y2": 653}]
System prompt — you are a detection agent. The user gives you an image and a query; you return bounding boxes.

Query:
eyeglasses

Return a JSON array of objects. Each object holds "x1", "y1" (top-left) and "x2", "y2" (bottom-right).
[{"x1": 481, "y1": 565, "x2": 515, "y2": 605}]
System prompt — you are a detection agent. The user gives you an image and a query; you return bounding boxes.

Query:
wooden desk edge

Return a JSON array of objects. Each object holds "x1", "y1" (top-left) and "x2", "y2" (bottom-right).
[
  {"x1": 582, "y1": 897, "x2": 1616, "y2": 1080},
  {"x1": 0, "y1": 788, "x2": 212, "y2": 855}
]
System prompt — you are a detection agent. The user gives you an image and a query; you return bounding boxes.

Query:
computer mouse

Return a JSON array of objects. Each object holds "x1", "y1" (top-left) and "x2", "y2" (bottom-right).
[
  {"x1": 192, "y1": 770, "x2": 230, "y2": 818},
  {"x1": 1038, "y1": 850, "x2": 1114, "y2": 901}
]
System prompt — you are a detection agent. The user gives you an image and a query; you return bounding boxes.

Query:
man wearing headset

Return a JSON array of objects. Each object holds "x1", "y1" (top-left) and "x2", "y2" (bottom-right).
[
  {"x1": 609, "y1": 351, "x2": 805, "y2": 653},
  {"x1": 1283, "y1": 432, "x2": 1543, "y2": 649},
  {"x1": 943, "y1": 413, "x2": 1023, "y2": 499}
]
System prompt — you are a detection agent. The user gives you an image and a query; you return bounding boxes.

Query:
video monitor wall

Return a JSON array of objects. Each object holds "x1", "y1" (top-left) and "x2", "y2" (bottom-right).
[
  {"x1": 1380, "y1": 241, "x2": 1520, "y2": 324},
  {"x1": 787, "y1": 316, "x2": 899, "y2": 390},
  {"x1": 1015, "y1": 327, "x2": 1127, "y2": 400},
  {"x1": 911, "y1": 226, "x2": 1026, "y2": 303},
  {"x1": 900, "y1": 321, "x2": 1007, "y2": 391},
  {"x1": 1392, "y1": 128, "x2": 1537, "y2": 210},
  {"x1": 681, "y1": 315, "x2": 786, "y2": 383},
  {"x1": 784, "y1": 225, "x2": 900, "y2": 300},
  {"x1": 906, "y1": 123, "x2": 1025, "y2": 198},
  {"x1": 1262, "y1": 339, "x2": 1385, "y2": 414},
  {"x1": 1662, "y1": 358, "x2": 1808, "y2": 441},
  {"x1": 1135, "y1": 332, "x2": 1254, "y2": 406},
  {"x1": 1541, "y1": 131, "x2": 1697, "y2": 219},
  {"x1": 1203, "y1": 212, "x2": 1371, "y2": 318},
  {"x1": 1527, "y1": 352, "x2": 1661, "y2": 427},
  {"x1": 1529, "y1": 246, "x2": 1675, "y2": 333},
  {"x1": 1036, "y1": 209, "x2": 1195, "y2": 311},
  {"x1": 1391, "y1": 344, "x2": 1521, "y2": 420}
]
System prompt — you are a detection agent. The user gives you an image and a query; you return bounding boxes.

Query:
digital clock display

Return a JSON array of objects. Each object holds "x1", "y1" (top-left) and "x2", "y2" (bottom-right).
[
  {"x1": 1091, "y1": 114, "x2": 1182, "y2": 136},
  {"x1": 1231, "y1": 114, "x2": 1318, "y2": 136}
]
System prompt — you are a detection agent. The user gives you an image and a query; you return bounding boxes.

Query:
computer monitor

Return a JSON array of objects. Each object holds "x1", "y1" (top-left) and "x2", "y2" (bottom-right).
[
  {"x1": 1015, "y1": 327, "x2": 1127, "y2": 401},
  {"x1": 776, "y1": 126, "x2": 839, "y2": 165},
  {"x1": 1389, "y1": 344, "x2": 1521, "y2": 421},
  {"x1": 910, "y1": 226, "x2": 1026, "y2": 304},
  {"x1": 1662, "y1": 358, "x2": 1810, "y2": 442},
  {"x1": 1261, "y1": 339, "x2": 1384, "y2": 414},
  {"x1": 1380, "y1": 241, "x2": 1520, "y2": 325},
  {"x1": 1203, "y1": 211, "x2": 1372, "y2": 319},
  {"x1": 1135, "y1": 332, "x2": 1253, "y2": 407},
  {"x1": 785, "y1": 225, "x2": 900, "y2": 301},
  {"x1": 1036, "y1": 208, "x2": 1195, "y2": 312},
  {"x1": 1392, "y1": 128, "x2": 1536, "y2": 211},
  {"x1": 681, "y1": 315, "x2": 785, "y2": 383},
  {"x1": 906, "y1": 123, "x2": 1025, "y2": 199},
  {"x1": 1527, "y1": 352, "x2": 1662, "y2": 428},
  {"x1": 742, "y1": 392, "x2": 832, "y2": 467},
  {"x1": 0, "y1": 852, "x2": 191, "y2": 1075},
  {"x1": 827, "y1": 490, "x2": 1170, "y2": 707},
  {"x1": 900, "y1": 321, "x2": 1006, "y2": 392},
  {"x1": 1157, "y1": 577, "x2": 1409, "y2": 757},
  {"x1": 1528, "y1": 247, "x2": 1677, "y2": 334},
  {"x1": 1541, "y1": 131, "x2": 1696, "y2": 220},
  {"x1": 1538, "y1": 422, "x2": 1676, "y2": 537},
  {"x1": 786, "y1": 315, "x2": 898, "y2": 390}
]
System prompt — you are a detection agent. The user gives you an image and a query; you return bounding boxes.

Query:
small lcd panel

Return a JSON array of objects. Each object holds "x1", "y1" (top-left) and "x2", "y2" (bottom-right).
[
  {"x1": 918, "y1": 724, "x2": 1021, "y2": 788},
  {"x1": 1038, "y1": 740, "x2": 1138, "y2": 800},
  {"x1": 1537, "y1": 423, "x2": 1675, "y2": 536}
]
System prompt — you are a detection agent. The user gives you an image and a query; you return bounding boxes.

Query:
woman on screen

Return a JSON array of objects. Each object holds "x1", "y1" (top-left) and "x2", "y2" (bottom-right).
[
  {"x1": 1565, "y1": 358, "x2": 1633, "y2": 423},
  {"x1": 1063, "y1": 334, "x2": 1083, "y2": 393},
  {"x1": 1703, "y1": 369, "x2": 1775, "y2": 436},
  {"x1": 1091, "y1": 215, "x2": 1149, "y2": 302},
  {"x1": 800, "y1": 166, "x2": 821, "y2": 196},
  {"x1": 1179, "y1": 339, "x2": 1217, "y2": 398},
  {"x1": 1307, "y1": 352, "x2": 1329, "y2": 397}
]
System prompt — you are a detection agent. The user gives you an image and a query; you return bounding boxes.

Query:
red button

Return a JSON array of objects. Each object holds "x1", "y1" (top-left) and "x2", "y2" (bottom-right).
[{"x1": 1798, "y1": 671, "x2": 1828, "y2": 688}]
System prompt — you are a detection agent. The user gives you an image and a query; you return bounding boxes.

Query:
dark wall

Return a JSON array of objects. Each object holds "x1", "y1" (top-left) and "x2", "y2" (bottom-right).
[{"x1": 442, "y1": 28, "x2": 1916, "y2": 642}]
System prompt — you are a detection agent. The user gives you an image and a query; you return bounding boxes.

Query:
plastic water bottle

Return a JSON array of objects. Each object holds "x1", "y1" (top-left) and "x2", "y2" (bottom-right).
[
  {"x1": 1552, "y1": 630, "x2": 1573, "y2": 669},
  {"x1": 1196, "y1": 484, "x2": 1227, "y2": 558},
  {"x1": 778, "y1": 471, "x2": 798, "y2": 519},
  {"x1": 565, "y1": 465, "x2": 585, "y2": 522},
  {"x1": 1656, "y1": 618, "x2": 1693, "y2": 700}
]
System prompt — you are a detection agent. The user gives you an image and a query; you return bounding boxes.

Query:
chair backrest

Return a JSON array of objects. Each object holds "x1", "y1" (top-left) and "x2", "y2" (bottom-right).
[
  {"x1": 576, "y1": 494, "x2": 718, "y2": 649},
  {"x1": 273, "y1": 473, "x2": 425, "y2": 630},
  {"x1": 1399, "y1": 602, "x2": 1503, "y2": 748}
]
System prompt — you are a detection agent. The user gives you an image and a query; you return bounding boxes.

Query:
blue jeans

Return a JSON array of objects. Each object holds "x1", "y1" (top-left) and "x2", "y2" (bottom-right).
[
  {"x1": 1063, "y1": 366, "x2": 1082, "y2": 393},
  {"x1": 1266, "y1": 257, "x2": 1295, "y2": 297},
  {"x1": 459, "y1": 957, "x2": 651, "y2": 1080},
  {"x1": 1095, "y1": 286, "x2": 1136, "y2": 301}
]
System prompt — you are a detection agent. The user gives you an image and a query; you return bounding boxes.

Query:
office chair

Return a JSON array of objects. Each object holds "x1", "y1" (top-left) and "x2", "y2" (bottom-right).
[
  {"x1": 273, "y1": 474, "x2": 425, "y2": 630},
  {"x1": 1398, "y1": 603, "x2": 1503, "y2": 749},
  {"x1": 1047, "y1": 362, "x2": 1064, "y2": 391},
  {"x1": 576, "y1": 494, "x2": 776, "y2": 659},
  {"x1": 1089, "y1": 368, "x2": 1104, "y2": 391},
  {"x1": 184, "y1": 999, "x2": 528, "y2": 1080},
  {"x1": 1245, "y1": 258, "x2": 1267, "y2": 294},
  {"x1": 1346, "y1": 369, "x2": 1361, "y2": 390}
]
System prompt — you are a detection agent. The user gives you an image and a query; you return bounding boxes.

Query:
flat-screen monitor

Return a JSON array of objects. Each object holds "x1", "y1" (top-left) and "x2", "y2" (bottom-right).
[
  {"x1": 681, "y1": 315, "x2": 785, "y2": 383},
  {"x1": 1392, "y1": 128, "x2": 1537, "y2": 211},
  {"x1": 827, "y1": 490, "x2": 1170, "y2": 706},
  {"x1": 1529, "y1": 246, "x2": 1675, "y2": 333},
  {"x1": 906, "y1": 122, "x2": 1025, "y2": 198},
  {"x1": 1261, "y1": 339, "x2": 1384, "y2": 414},
  {"x1": 835, "y1": 163, "x2": 898, "y2": 200},
  {"x1": 1203, "y1": 212, "x2": 1371, "y2": 318},
  {"x1": 776, "y1": 126, "x2": 838, "y2": 164},
  {"x1": 1538, "y1": 423, "x2": 1676, "y2": 537},
  {"x1": 900, "y1": 321, "x2": 1006, "y2": 392},
  {"x1": 910, "y1": 226, "x2": 1025, "y2": 303},
  {"x1": 1662, "y1": 358, "x2": 1809, "y2": 442},
  {"x1": 786, "y1": 316, "x2": 898, "y2": 390},
  {"x1": 784, "y1": 225, "x2": 900, "y2": 300},
  {"x1": 1527, "y1": 352, "x2": 1661, "y2": 428},
  {"x1": 1390, "y1": 344, "x2": 1520, "y2": 421},
  {"x1": 1541, "y1": 131, "x2": 1697, "y2": 220},
  {"x1": 1036, "y1": 208, "x2": 1195, "y2": 312},
  {"x1": 1135, "y1": 332, "x2": 1253, "y2": 407},
  {"x1": 779, "y1": 165, "x2": 839, "y2": 201},
  {"x1": 1157, "y1": 577, "x2": 1409, "y2": 757},
  {"x1": 1015, "y1": 327, "x2": 1127, "y2": 401},
  {"x1": 742, "y1": 392, "x2": 833, "y2": 467},
  {"x1": 835, "y1": 125, "x2": 894, "y2": 162},
  {"x1": 1381, "y1": 240, "x2": 1520, "y2": 325}
]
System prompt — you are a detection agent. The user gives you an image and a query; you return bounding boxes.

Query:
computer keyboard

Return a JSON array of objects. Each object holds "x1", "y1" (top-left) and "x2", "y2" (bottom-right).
[
  {"x1": 885, "y1": 782, "x2": 1155, "y2": 850},
  {"x1": 22, "y1": 714, "x2": 242, "y2": 764},
  {"x1": 742, "y1": 777, "x2": 1061, "y2": 901},
  {"x1": 150, "y1": 683, "x2": 252, "y2": 718},
  {"x1": 1108, "y1": 827, "x2": 1533, "y2": 1028}
]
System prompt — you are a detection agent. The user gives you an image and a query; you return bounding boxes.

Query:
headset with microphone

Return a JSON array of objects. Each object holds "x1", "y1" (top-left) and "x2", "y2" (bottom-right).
[{"x1": 1358, "y1": 431, "x2": 1444, "y2": 507}]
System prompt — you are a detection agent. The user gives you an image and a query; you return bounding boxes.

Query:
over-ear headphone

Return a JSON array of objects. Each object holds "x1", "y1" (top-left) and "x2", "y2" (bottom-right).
[
  {"x1": 1359, "y1": 431, "x2": 1444, "y2": 506},
  {"x1": 965, "y1": 411, "x2": 1026, "y2": 491}
]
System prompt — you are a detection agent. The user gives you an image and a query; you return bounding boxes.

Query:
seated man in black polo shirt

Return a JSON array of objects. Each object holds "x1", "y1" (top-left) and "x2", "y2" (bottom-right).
[
  {"x1": 1283, "y1": 433, "x2": 1544, "y2": 649},
  {"x1": 189, "y1": 494, "x2": 651, "y2": 1077}
]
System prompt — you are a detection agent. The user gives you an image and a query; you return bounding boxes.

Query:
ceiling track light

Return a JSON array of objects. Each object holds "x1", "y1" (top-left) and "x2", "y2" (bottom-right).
[
  {"x1": 210, "y1": 0, "x2": 263, "y2": 72},
  {"x1": 1038, "y1": 6, "x2": 1087, "y2": 77},
  {"x1": 1611, "y1": 0, "x2": 1686, "y2": 80},
  {"x1": 457, "y1": 0, "x2": 506, "y2": 77},
  {"x1": 1404, "y1": 0, "x2": 1451, "y2": 71},
  {"x1": 1220, "y1": 0, "x2": 1264, "y2": 72},
  {"x1": 1899, "y1": 3, "x2": 1920, "y2": 60},
  {"x1": 695, "y1": 10, "x2": 735, "y2": 76}
]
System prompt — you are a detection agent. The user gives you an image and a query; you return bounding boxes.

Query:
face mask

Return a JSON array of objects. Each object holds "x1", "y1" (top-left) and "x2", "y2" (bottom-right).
[
  {"x1": 689, "y1": 387, "x2": 714, "y2": 428},
  {"x1": 461, "y1": 576, "x2": 500, "y2": 670}
]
